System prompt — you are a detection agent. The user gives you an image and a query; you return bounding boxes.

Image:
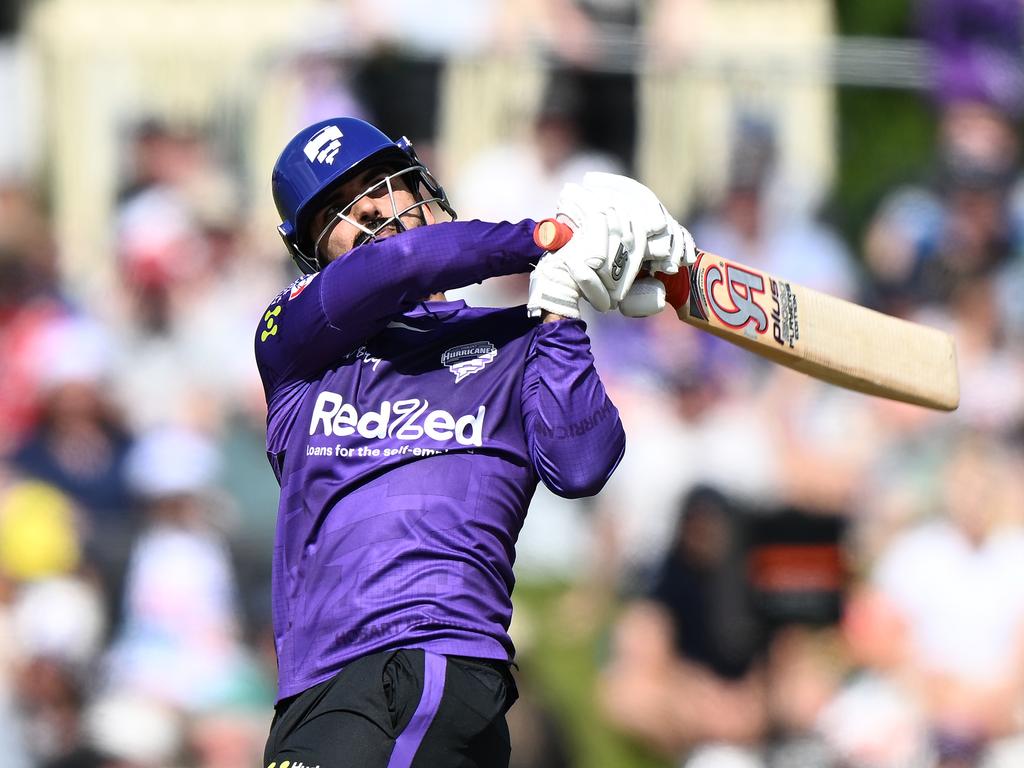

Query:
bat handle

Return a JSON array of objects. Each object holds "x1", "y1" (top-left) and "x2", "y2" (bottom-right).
[
  {"x1": 533, "y1": 218, "x2": 574, "y2": 251},
  {"x1": 532, "y1": 218, "x2": 691, "y2": 311}
]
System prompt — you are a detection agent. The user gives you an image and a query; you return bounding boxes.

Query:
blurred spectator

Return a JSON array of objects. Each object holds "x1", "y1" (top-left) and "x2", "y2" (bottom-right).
[
  {"x1": 599, "y1": 486, "x2": 768, "y2": 760},
  {"x1": 599, "y1": 490, "x2": 854, "y2": 766},
  {"x1": 10, "y1": 317, "x2": 134, "y2": 525},
  {"x1": 283, "y1": 2, "x2": 370, "y2": 131},
  {"x1": 507, "y1": 666, "x2": 576, "y2": 768},
  {"x1": 214, "y1": 390, "x2": 281, "y2": 638},
  {"x1": 185, "y1": 706, "x2": 269, "y2": 768},
  {"x1": 821, "y1": 587, "x2": 934, "y2": 768},
  {"x1": 117, "y1": 120, "x2": 204, "y2": 206},
  {"x1": 759, "y1": 623, "x2": 847, "y2": 767},
  {"x1": 588, "y1": 321, "x2": 778, "y2": 589},
  {"x1": 0, "y1": 183, "x2": 71, "y2": 454},
  {"x1": 5, "y1": 315, "x2": 140, "y2": 637},
  {"x1": 344, "y1": 0, "x2": 506, "y2": 163},
  {"x1": 865, "y1": 0, "x2": 1024, "y2": 315},
  {"x1": 102, "y1": 427, "x2": 271, "y2": 714},
  {"x1": 16, "y1": 653, "x2": 87, "y2": 765},
  {"x1": 75, "y1": 690, "x2": 184, "y2": 768},
  {"x1": 8, "y1": 577, "x2": 107, "y2": 767},
  {"x1": 0, "y1": 480, "x2": 81, "y2": 583},
  {"x1": 110, "y1": 121, "x2": 276, "y2": 432},
  {"x1": 863, "y1": 100, "x2": 1024, "y2": 312},
  {"x1": 842, "y1": 432, "x2": 1024, "y2": 766},
  {"x1": 917, "y1": 0, "x2": 1024, "y2": 120},
  {"x1": 514, "y1": 0, "x2": 643, "y2": 171},
  {"x1": 11, "y1": 577, "x2": 107, "y2": 677},
  {"x1": 694, "y1": 117, "x2": 862, "y2": 301},
  {"x1": 946, "y1": 270, "x2": 1024, "y2": 434},
  {"x1": 455, "y1": 73, "x2": 621, "y2": 224},
  {"x1": 452, "y1": 73, "x2": 620, "y2": 307}
]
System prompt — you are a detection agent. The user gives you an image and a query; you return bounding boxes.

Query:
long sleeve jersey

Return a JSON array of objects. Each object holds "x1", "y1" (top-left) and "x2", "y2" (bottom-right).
[{"x1": 255, "y1": 220, "x2": 625, "y2": 700}]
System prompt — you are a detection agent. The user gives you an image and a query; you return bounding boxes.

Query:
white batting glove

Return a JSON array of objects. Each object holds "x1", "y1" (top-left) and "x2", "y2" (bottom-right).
[
  {"x1": 554, "y1": 183, "x2": 636, "y2": 309},
  {"x1": 581, "y1": 172, "x2": 697, "y2": 277},
  {"x1": 527, "y1": 251, "x2": 611, "y2": 319}
]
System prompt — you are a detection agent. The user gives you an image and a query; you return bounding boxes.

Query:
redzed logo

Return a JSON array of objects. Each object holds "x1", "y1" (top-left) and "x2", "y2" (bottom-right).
[{"x1": 309, "y1": 394, "x2": 486, "y2": 447}]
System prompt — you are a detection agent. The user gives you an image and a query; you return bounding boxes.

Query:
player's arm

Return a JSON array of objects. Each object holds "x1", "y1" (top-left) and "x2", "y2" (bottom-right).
[
  {"x1": 521, "y1": 320, "x2": 625, "y2": 498},
  {"x1": 256, "y1": 219, "x2": 543, "y2": 389},
  {"x1": 321, "y1": 219, "x2": 542, "y2": 330}
]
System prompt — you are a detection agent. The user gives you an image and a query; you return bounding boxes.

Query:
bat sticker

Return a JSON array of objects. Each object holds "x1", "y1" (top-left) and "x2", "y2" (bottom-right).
[
  {"x1": 770, "y1": 279, "x2": 800, "y2": 348},
  {"x1": 704, "y1": 261, "x2": 769, "y2": 334},
  {"x1": 686, "y1": 254, "x2": 710, "y2": 321}
]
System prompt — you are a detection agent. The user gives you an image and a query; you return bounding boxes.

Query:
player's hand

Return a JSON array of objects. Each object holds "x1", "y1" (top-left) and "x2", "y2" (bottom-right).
[
  {"x1": 580, "y1": 172, "x2": 697, "y2": 277},
  {"x1": 553, "y1": 182, "x2": 639, "y2": 308},
  {"x1": 527, "y1": 250, "x2": 611, "y2": 319}
]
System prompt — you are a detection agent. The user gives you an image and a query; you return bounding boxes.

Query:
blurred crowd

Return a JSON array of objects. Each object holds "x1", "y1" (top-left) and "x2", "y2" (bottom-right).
[{"x1": 2, "y1": 1, "x2": 1024, "y2": 767}]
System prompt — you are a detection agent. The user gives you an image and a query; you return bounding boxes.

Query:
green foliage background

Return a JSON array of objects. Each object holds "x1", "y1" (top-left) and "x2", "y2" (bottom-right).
[{"x1": 832, "y1": 0, "x2": 935, "y2": 247}]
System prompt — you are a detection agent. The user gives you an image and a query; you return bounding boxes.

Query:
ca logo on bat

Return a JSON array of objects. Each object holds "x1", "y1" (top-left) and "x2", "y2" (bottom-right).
[{"x1": 704, "y1": 262, "x2": 769, "y2": 334}]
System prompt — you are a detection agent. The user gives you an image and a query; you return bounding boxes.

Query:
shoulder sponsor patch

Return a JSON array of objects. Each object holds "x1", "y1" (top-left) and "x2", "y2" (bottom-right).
[
  {"x1": 441, "y1": 341, "x2": 497, "y2": 383},
  {"x1": 289, "y1": 273, "x2": 318, "y2": 300}
]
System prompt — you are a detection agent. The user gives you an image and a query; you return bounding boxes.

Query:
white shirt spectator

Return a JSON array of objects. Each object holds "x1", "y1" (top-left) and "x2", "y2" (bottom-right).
[{"x1": 873, "y1": 520, "x2": 1024, "y2": 684}]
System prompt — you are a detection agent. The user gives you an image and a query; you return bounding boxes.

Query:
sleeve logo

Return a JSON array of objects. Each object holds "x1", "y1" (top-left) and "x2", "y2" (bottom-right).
[
  {"x1": 261, "y1": 305, "x2": 282, "y2": 342},
  {"x1": 289, "y1": 273, "x2": 317, "y2": 300},
  {"x1": 441, "y1": 341, "x2": 497, "y2": 383}
]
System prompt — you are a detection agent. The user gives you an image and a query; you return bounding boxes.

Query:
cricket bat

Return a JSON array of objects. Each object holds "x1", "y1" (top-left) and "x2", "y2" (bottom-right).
[{"x1": 534, "y1": 219, "x2": 960, "y2": 411}]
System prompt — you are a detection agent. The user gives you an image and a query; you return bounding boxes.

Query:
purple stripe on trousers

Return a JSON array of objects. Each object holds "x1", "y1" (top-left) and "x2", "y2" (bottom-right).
[{"x1": 387, "y1": 652, "x2": 447, "y2": 768}]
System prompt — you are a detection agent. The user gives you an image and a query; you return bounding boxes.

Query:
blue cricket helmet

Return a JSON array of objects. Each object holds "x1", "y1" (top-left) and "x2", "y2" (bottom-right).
[{"x1": 271, "y1": 117, "x2": 455, "y2": 273}]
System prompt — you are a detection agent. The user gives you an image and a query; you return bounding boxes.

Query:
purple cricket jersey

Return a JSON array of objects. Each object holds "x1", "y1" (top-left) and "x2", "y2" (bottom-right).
[{"x1": 255, "y1": 220, "x2": 625, "y2": 700}]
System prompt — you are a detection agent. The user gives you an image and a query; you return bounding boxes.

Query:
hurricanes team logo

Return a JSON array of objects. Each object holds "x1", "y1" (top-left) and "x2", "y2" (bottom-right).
[
  {"x1": 441, "y1": 341, "x2": 497, "y2": 383},
  {"x1": 304, "y1": 125, "x2": 344, "y2": 165}
]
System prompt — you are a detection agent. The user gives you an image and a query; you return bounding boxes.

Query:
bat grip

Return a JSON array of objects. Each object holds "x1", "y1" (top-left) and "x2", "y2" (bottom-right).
[
  {"x1": 531, "y1": 218, "x2": 691, "y2": 310},
  {"x1": 533, "y1": 218, "x2": 574, "y2": 251}
]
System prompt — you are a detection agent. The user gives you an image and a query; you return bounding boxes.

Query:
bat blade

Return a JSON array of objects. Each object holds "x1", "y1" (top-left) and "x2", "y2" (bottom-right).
[
  {"x1": 532, "y1": 219, "x2": 960, "y2": 411},
  {"x1": 658, "y1": 250, "x2": 960, "y2": 411}
]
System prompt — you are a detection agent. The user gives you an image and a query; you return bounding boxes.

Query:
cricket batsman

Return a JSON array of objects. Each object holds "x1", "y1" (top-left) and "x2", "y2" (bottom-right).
[{"x1": 256, "y1": 117, "x2": 694, "y2": 768}]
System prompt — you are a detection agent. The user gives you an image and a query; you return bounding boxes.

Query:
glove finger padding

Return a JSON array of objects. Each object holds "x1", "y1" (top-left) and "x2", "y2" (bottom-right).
[
  {"x1": 647, "y1": 218, "x2": 696, "y2": 276},
  {"x1": 581, "y1": 172, "x2": 696, "y2": 277},
  {"x1": 618, "y1": 276, "x2": 666, "y2": 318},
  {"x1": 557, "y1": 184, "x2": 627, "y2": 242},
  {"x1": 577, "y1": 175, "x2": 664, "y2": 303},
  {"x1": 555, "y1": 183, "x2": 628, "y2": 305},
  {"x1": 582, "y1": 172, "x2": 668, "y2": 243}
]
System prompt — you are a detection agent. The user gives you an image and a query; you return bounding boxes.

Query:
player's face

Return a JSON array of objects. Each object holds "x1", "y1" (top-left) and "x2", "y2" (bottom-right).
[{"x1": 310, "y1": 164, "x2": 436, "y2": 264}]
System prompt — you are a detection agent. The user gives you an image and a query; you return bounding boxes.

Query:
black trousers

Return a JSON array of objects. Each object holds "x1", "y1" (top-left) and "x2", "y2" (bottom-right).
[{"x1": 264, "y1": 650, "x2": 519, "y2": 768}]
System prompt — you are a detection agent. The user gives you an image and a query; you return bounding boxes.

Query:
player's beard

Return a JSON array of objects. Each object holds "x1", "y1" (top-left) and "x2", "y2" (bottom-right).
[{"x1": 356, "y1": 209, "x2": 427, "y2": 248}]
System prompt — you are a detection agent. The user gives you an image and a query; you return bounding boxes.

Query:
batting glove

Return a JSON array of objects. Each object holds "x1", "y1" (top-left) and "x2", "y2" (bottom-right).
[
  {"x1": 580, "y1": 172, "x2": 697, "y2": 277},
  {"x1": 528, "y1": 250, "x2": 612, "y2": 319}
]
